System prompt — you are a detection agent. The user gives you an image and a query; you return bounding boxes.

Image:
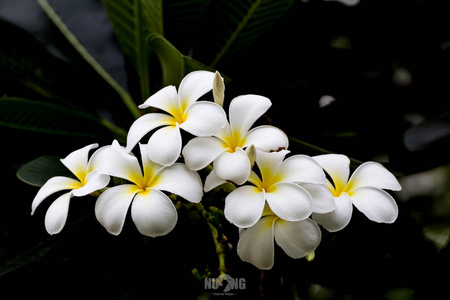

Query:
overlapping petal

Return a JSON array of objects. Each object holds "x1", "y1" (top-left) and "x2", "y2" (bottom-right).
[
  {"x1": 300, "y1": 183, "x2": 336, "y2": 214},
  {"x1": 131, "y1": 189, "x2": 178, "y2": 237},
  {"x1": 31, "y1": 176, "x2": 82, "y2": 215},
  {"x1": 204, "y1": 169, "x2": 227, "y2": 192},
  {"x1": 237, "y1": 215, "x2": 276, "y2": 270},
  {"x1": 183, "y1": 137, "x2": 228, "y2": 171},
  {"x1": 278, "y1": 155, "x2": 326, "y2": 185},
  {"x1": 71, "y1": 172, "x2": 110, "y2": 197},
  {"x1": 86, "y1": 145, "x2": 111, "y2": 173},
  {"x1": 350, "y1": 187, "x2": 398, "y2": 223},
  {"x1": 147, "y1": 124, "x2": 182, "y2": 166},
  {"x1": 178, "y1": 70, "x2": 215, "y2": 111},
  {"x1": 180, "y1": 101, "x2": 226, "y2": 136},
  {"x1": 44, "y1": 192, "x2": 72, "y2": 235},
  {"x1": 60, "y1": 143, "x2": 98, "y2": 181},
  {"x1": 95, "y1": 184, "x2": 138, "y2": 235},
  {"x1": 243, "y1": 125, "x2": 289, "y2": 152},
  {"x1": 138, "y1": 85, "x2": 179, "y2": 114},
  {"x1": 214, "y1": 148, "x2": 251, "y2": 185},
  {"x1": 312, "y1": 192, "x2": 353, "y2": 232},
  {"x1": 99, "y1": 140, "x2": 143, "y2": 186},
  {"x1": 274, "y1": 218, "x2": 321, "y2": 259},
  {"x1": 346, "y1": 162, "x2": 402, "y2": 192},
  {"x1": 255, "y1": 149, "x2": 288, "y2": 185},
  {"x1": 313, "y1": 154, "x2": 350, "y2": 192},
  {"x1": 229, "y1": 95, "x2": 271, "y2": 136},
  {"x1": 126, "y1": 113, "x2": 176, "y2": 153},
  {"x1": 224, "y1": 185, "x2": 266, "y2": 228},
  {"x1": 265, "y1": 182, "x2": 312, "y2": 222},
  {"x1": 152, "y1": 164, "x2": 203, "y2": 203}
]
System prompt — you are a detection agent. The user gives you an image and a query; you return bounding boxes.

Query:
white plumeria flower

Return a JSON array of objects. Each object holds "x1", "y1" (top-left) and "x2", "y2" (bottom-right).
[
  {"x1": 311, "y1": 154, "x2": 401, "y2": 232},
  {"x1": 95, "y1": 140, "x2": 203, "y2": 237},
  {"x1": 31, "y1": 144, "x2": 110, "y2": 235},
  {"x1": 183, "y1": 95, "x2": 288, "y2": 185},
  {"x1": 237, "y1": 205, "x2": 321, "y2": 270},
  {"x1": 222, "y1": 149, "x2": 329, "y2": 228},
  {"x1": 126, "y1": 71, "x2": 227, "y2": 166}
]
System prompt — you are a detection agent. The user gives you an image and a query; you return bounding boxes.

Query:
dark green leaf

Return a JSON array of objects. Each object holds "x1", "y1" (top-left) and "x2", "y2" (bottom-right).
[
  {"x1": 102, "y1": 0, "x2": 163, "y2": 99},
  {"x1": 0, "y1": 98, "x2": 116, "y2": 140},
  {"x1": 209, "y1": 0, "x2": 295, "y2": 67},
  {"x1": 148, "y1": 33, "x2": 218, "y2": 87},
  {"x1": 16, "y1": 155, "x2": 74, "y2": 187}
]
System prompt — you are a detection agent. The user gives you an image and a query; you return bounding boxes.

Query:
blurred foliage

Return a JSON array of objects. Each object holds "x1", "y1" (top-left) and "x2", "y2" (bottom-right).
[{"x1": 0, "y1": 0, "x2": 449, "y2": 299}]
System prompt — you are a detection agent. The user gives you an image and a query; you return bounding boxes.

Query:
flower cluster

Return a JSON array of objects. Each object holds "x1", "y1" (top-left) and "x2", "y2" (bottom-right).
[{"x1": 31, "y1": 71, "x2": 401, "y2": 270}]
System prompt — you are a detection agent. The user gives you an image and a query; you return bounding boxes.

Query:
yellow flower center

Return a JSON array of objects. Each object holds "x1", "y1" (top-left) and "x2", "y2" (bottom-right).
[
  {"x1": 224, "y1": 130, "x2": 245, "y2": 153},
  {"x1": 329, "y1": 178, "x2": 353, "y2": 197}
]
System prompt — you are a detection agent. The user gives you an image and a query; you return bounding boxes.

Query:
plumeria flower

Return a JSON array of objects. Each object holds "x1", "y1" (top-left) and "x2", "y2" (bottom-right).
[
  {"x1": 311, "y1": 154, "x2": 401, "y2": 232},
  {"x1": 219, "y1": 149, "x2": 329, "y2": 228},
  {"x1": 237, "y1": 204, "x2": 321, "y2": 270},
  {"x1": 95, "y1": 140, "x2": 203, "y2": 237},
  {"x1": 31, "y1": 144, "x2": 110, "y2": 235},
  {"x1": 126, "y1": 71, "x2": 227, "y2": 166},
  {"x1": 183, "y1": 95, "x2": 288, "y2": 185}
]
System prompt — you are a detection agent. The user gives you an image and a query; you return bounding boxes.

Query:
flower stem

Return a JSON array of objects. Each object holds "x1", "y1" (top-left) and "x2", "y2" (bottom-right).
[{"x1": 196, "y1": 202, "x2": 227, "y2": 275}]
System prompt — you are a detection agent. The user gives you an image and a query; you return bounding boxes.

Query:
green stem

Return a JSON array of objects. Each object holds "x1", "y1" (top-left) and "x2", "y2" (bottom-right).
[{"x1": 196, "y1": 202, "x2": 227, "y2": 275}]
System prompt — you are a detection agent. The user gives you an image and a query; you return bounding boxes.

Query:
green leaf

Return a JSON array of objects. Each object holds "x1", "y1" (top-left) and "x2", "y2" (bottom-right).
[
  {"x1": 16, "y1": 155, "x2": 74, "y2": 187},
  {"x1": 210, "y1": 0, "x2": 294, "y2": 67},
  {"x1": 37, "y1": 0, "x2": 139, "y2": 119},
  {"x1": 0, "y1": 98, "x2": 117, "y2": 140},
  {"x1": 148, "y1": 33, "x2": 218, "y2": 87},
  {"x1": 102, "y1": 0, "x2": 163, "y2": 100}
]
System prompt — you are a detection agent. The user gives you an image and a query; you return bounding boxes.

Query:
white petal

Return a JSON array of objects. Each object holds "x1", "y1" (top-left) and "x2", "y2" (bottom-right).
[
  {"x1": 182, "y1": 137, "x2": 228, "y2": 171},
  {"x1": 213, "y1": 121, "x2": 232, "y2": 143},
  {"x1": 224, "y1": 185, "x2": 266, "y2": 228},
  {"x1": 60, "y1": 143, "x2": 98, "y2": 181},
  {"x1": 243, "y1": 125, "x2": 289, "y2": 152},
  {"x1": 72, "y1": 172, "x2": 110, "y2": 197},
  {"x1": 350, "y1": 187, "x2": 398, "y2": 223},
  {"x1": 138, "y1": 85, "x2": 179, "y2": 114},
  {"x1": 95, "y1": 184, "x2": 138, "y2": 235},
  {"x1": 180, "y1": 101, "x2": 227, "y2": 136},
  {"x1": 229, "y1": 95, "x2": 271, "y2": 136},
  {"x1": 300, "y1": 183, "x2": 336, "y2": 214},
  {"x1": 278, "y1": 155, "x2": 326, "y2": 185},
  {"x1": 265, "y1": 182, "x2": 312, "y2": 222},
  {"x1": 147, "y1": 124, "x2": 182, "y2": 166},
  {"x1": 274, "y1": 218, "x2": 321, "y2": 259},
  {"x1": 255, "y1": 149, "x2": 289, "y2": 184},
  {"x1": 178, "y1": 71, "x2": 215, "y2": 111},
  {"x1": 313, "y1": 154, "x2": 350, "y2": 192},
  {"x1": 99, "y1": 140, "x2": 144, "y2": 186},
  {"x1": 312, "y1": 193, "x2": 353, "y2": 232},
  {"x1": 204, "y1": 169, "x2": 227, "y2": 192},
  {"x1": 31, "y1": 176, "x2": 82, "y2": 215},
  {"x1": 125, "y1": 113, "x2": 176, "y2": 153},
  {"x1": 44, "y1": 192, "x2": 72, "y2": 235},
  {"x1": 237, "y1": 215, "x2": 276, "y2": 270},
  {"x1": 86, "y1": 145, "x2": 111, "y2": 173},
  {"x1": 138, "y1": 143, "x2": 165, "y2": 183},
  {"x1": 214, "y1": 148, "x2": 251, "y2": 185},
  {"x1": 347, "y1": 162, "x2": 402, "y2": 191},
  {"x1": 131, "y1": 189, "x2": 178, "y2": 237},
  {"x1": 152, "y1": 163, "x2": 203, "y2": 203}
]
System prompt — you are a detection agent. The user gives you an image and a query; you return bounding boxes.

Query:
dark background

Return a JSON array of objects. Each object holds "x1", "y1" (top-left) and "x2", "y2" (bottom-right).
[{"x1": 1, "y1": 0, "x2": 449, "y2": 299}]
